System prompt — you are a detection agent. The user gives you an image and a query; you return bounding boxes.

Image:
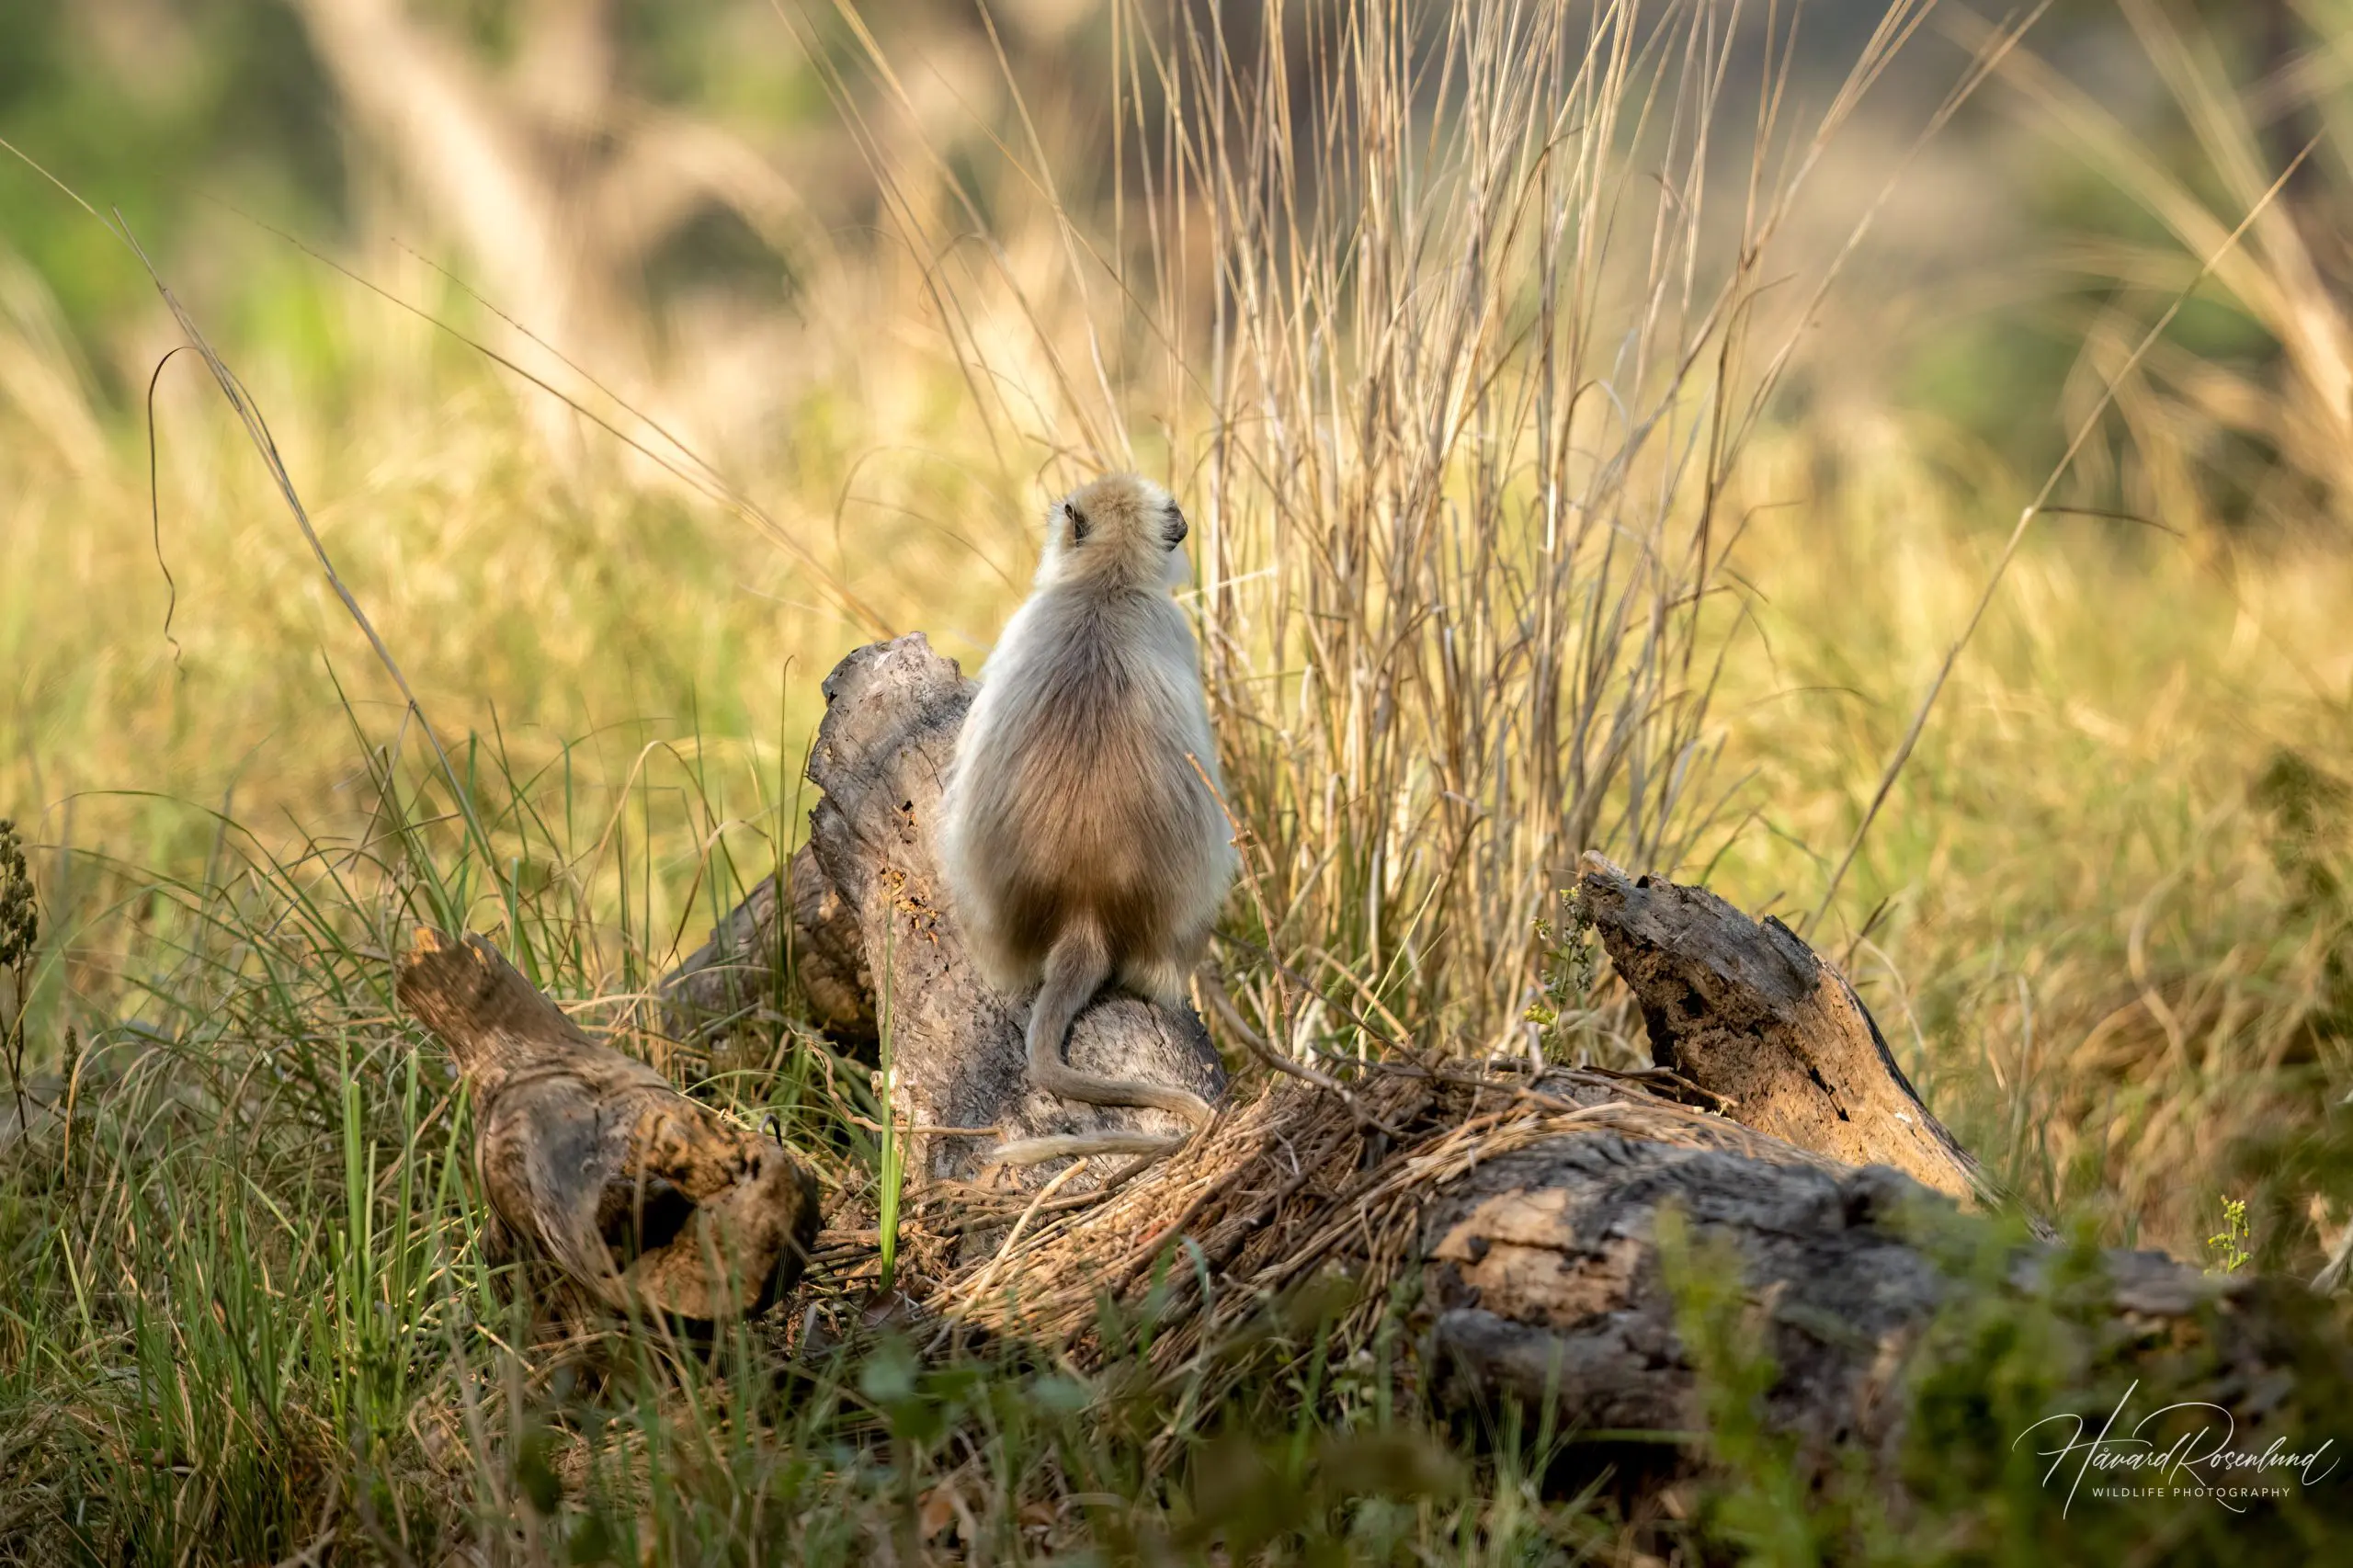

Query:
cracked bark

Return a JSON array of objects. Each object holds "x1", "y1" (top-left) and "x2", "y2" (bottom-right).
[{"x1": 1572, "y1": 855, "x2": 2029, "y2": 1224}]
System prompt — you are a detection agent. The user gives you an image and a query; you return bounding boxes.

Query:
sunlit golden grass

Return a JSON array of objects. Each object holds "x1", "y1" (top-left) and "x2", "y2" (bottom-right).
[
  {"x1": 11, "y1": 222, "x2": 2348, "y2": 1271},
  {"x1": 1719, "y1": 418, "x2": 2353, "y2": 1257},
  {"x1": 0, "y1": 0, "x2": 2345, "y2": 1266},
  {"x1": 6, "y1": 0, "x2": 2353, "y2": 1560}
]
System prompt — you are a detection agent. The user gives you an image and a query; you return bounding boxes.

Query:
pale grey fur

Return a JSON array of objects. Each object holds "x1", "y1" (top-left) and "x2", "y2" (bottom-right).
[{"x1": 938, "y1": 474, "x2": 1237, "y2": 1165}]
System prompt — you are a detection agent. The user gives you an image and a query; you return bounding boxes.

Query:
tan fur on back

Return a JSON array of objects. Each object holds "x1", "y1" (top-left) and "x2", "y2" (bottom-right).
[{"x1": 940, "y1": 474, "x2": 1236, "y2": 1005}]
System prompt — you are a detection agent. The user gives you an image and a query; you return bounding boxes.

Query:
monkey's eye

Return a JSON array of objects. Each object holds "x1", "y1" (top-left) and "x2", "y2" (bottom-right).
[
  {"x1": 1064, "y1": 501, "x2": 1090, "y2": 544},
  {"x1": 1164, "y1": 505, "x2": 1188, "y2": 550}
]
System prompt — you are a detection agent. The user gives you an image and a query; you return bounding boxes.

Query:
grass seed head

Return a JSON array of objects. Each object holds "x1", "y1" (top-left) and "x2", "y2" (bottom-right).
[{"x1": 0, "y1": 820, "x2": 34, "y2": 972}]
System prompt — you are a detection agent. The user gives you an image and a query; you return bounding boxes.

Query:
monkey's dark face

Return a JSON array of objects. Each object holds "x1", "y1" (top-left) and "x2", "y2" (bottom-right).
[{"x1": 1042, "y1": 473, "x2": 1190, "y2": 590}]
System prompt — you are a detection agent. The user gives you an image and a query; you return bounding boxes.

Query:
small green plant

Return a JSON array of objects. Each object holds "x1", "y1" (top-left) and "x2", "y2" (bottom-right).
[
  {"x1": 1654, "y1": 1201, "x2": 1836, "y2": 1567},
  {"x1": 2206, "y1": 1195, "x2": 2253, "y2": 1275},
  {"x1": 0, "y1": 819, "x2": 36, "y2": 1132},
  {"x1": 875, "y1": 917, "x2": 903, "y2": 1294},
  {"x1": 1524, "y1": 888, "x2": 1602, "y2": 1062}
]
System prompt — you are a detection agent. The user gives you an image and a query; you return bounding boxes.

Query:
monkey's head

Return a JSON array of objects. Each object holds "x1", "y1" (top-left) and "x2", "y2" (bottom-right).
[{"x1": 1038, "y1": 473, "x2": 1191, "y2": 592}]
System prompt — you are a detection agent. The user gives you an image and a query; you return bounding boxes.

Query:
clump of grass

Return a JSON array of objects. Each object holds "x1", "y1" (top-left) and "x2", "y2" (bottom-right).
[{"x1": 1986, "y1": 0, "x2": 2353, "y2": 537}]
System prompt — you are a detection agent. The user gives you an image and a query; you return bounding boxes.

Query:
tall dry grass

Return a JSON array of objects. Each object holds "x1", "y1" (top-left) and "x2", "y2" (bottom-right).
[
  {"x1": 1984, "y1": 0, "x2": 2353, "y2": 534},
  {"x1": 808, "y1": 0, "x2": 1989, "y2": 1064}
]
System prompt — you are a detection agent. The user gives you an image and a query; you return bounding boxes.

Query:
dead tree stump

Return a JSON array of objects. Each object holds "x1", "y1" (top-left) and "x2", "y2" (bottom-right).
[
  {"x1": 674, "y1": 634, "x2": 1226, "y2": 1190},
  {"x1": 1574, "y1": 853, "x2": 2018, "y2": 1218}
]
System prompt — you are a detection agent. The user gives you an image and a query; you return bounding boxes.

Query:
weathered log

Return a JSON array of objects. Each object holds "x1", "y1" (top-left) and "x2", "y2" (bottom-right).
[
  {"x1": 919, "y1": 1052, "x2": 2353, "y2": 1515},
  {"x1": 1422, "y1": 1131, "x2": 1951, "y2": 1446},
  {"x1": 396, "y1": 928, "x2": 822, "y2": 1320},
  {"x1": 661, "y1": 842, "x2": 875, "y2": 1050},
  {"x1": 681, "y1": 633, "x2": 1226, "y2": 1190},
  {"x1": 1417, "y1": 1119, "x2": 2221, "y2": 1449},
  {"x1": 1574, "y1": 854, "x2": 2010, "y2": 1215}
]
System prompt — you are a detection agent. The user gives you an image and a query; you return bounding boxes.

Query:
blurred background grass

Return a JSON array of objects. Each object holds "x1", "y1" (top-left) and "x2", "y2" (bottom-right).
[{"x1": 6, "y1": 0, "x2": 2353, "y2": 1559}]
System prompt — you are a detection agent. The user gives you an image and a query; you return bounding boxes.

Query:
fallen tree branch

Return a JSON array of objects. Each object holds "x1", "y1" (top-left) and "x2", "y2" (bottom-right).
[
  {"x1": 396, "y1": 928, "x2": 822, "y2": 1321},
  {"x1": 662, "y1": 842, "x2": 874, "y2": 1051}
]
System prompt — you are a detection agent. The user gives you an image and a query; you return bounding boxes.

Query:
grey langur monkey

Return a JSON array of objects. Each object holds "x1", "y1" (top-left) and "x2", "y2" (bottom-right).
[{"x1": 938, "y1": 473, "x2": 1237, "y2": 1165}]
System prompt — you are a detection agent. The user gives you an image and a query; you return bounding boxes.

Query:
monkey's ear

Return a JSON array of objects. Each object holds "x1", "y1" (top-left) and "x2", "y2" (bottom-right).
[{"x1": 1064, "y1": 500, "x2": 1091, "y2": 543}]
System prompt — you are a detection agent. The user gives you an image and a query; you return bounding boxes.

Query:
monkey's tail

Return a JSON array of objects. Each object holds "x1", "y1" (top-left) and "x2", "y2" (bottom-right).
[
  {"x1": 983, "y1": 922, "x2": 1215, "y2": 1169},
  {"x1": 983, "y1": 1131, "x2": 1184, "y2": 1166},
  {"x1": 1025, "y1": 922, "x2": 1216, "y2": 1127}
]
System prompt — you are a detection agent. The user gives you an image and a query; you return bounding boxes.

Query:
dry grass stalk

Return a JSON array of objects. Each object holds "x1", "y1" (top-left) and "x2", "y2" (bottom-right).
[{"x1": 801, "y1": 0, "x2": 1994, "y2": 1070}]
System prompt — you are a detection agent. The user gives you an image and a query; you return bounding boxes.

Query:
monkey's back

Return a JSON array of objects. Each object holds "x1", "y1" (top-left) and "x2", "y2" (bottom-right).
[{"x1": 941, "y1": 586, "x2": 1233, "y2": 994}]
